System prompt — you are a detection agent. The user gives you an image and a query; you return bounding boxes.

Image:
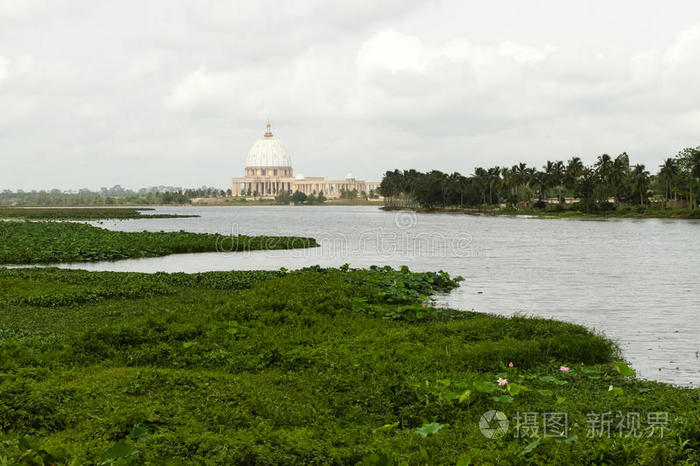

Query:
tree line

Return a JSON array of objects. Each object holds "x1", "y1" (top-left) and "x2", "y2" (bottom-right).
[
  {"x1": 379, "y1": 147, "x2": 700, "y2": 212},
  {"x1": 0, "y1": 185, "x2": 232, "y2": 206}
]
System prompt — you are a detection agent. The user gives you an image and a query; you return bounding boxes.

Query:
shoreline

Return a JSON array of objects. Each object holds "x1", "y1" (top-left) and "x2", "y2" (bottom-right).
[
  {"x1": 381, "y1": 205, "x2": 700, "y2": 220},
  {"x1": 1, "y1": 199, "x2": 385, "y2": 208}
]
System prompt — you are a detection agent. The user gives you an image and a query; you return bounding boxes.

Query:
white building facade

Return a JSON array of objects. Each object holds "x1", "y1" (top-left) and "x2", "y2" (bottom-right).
[{"x1": 231, "y1": 122, "x2": 379, "y2": 199}]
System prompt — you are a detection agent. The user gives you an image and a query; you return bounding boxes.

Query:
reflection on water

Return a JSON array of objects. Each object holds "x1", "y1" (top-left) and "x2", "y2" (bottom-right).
[{"x1": 45, "y1": 206, "x2": 700, "y2": 386}]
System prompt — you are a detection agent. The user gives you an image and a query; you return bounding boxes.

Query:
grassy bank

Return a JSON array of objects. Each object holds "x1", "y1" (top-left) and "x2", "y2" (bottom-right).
[
  {"x1": 383, "y1": 205, "x2": 700, "y2": 220},
  {"x1": 0, "y1": 266, "x2": 697, "y2": 464},
  {"x1": 0, "y1": 207, "x2": 197, "y2": 220},
  {"x1": 498, "y1": 207, "x2": 700, "y2": 220},
  {"x1": 0, "y1": 221, "x2": 318, "y2": 264}
]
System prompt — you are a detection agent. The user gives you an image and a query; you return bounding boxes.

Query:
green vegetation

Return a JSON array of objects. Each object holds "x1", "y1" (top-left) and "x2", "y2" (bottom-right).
[
  {"x1": 0, "y1": 186, "x2": 232, "y2": 207},
  {"x1": 0, "y1": 221, "x2": 318, "y2": 264},
  {"x1": 379, "y1": 146, "x2": 700, "y2": 215},
  {"x1": 273, "y1": 190, "x2": 327, "y2": 205},
  {"x1": 0, "y1": 266, "x2": 697, "y2": 464},
  {"x1": 500, "y1": 206, "x2": 700, "y2": 219},
  {"x1": 0, "y1": 207, "x2": 197, "y2": 220}
]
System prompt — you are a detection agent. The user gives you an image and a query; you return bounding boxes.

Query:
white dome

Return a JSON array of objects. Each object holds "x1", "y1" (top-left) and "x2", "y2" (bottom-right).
[
  {"x1": 246, "y1": 122, "x2": 292, "y2": 167},
  {"x1": 345, "y1": 171, "x2": 355, "y2": 180},
  {"x1": 295, "y1": 173, "x2": 305, "y2": 180}
]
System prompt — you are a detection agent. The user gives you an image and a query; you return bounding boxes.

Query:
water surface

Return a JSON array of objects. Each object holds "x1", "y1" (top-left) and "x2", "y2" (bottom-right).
[{"x1": 46, "y1": 206, "x2": 700, "y2": 386}]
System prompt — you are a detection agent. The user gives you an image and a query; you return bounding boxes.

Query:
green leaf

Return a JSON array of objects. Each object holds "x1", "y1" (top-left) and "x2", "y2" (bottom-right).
[
  {"x1": 436, "y1": 378, "x2": 451, "y2": 387},
  {"x1": 18, "y1": 436, "x2": 38, "y2": 452},
  {"x1": 521, "y1": 439, "x2": 541, "y2": 455},
  {"x1": 539, "y1": 375, "x2": 568, "y2": 385},
  {"x1": 419, "y1": 446, "x2": 430, "y2": 462},
  {"x1": 614, "y1": 362, "x2": 635, "y2": 377},
  {"x1": 507, "y1": 383, "x2": 528, "y2": 396},
  {"x1": 415, "y1": 422, "x2": 445, "y2": 438},
  {"x1": 490, "y1": 395, "x2": 514, "y2": 403},
  {"x1": 357, "y1": 453, "x2": 394, "y2": 466},
  {"x1": 607, "y1": 385, "x2": 624, "y2": 396},
  {"x1": 128, "y1": 424, "x2": 151, "y2": 442},
  {"x1": 183, "y1": 341, "x2": 196, "y2": 349},
  {"x1": 473, "y1": 380, "x2": 496, "y2": 393},
  {"x1": 373, "y1": 422, "x2": 399, "y2": 433},
  {"x1": 458, "y1": 389, "x2": 472, "y2": 404},
  {"x1": 100, "y1": 441, "x2": 140, "y2": 465}
]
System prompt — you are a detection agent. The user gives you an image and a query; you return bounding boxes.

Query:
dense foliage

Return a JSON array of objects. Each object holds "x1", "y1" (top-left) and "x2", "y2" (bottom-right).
[
  {"x1": 0, "y1": 185, "x2": 231, "y2": 207},
  {"x1": 379, "y1": 147, "x2": 700, "y2": 213},
  {"x1": 0, "y1": 221, "x2": 318, "y2": 264},
  {"x1": 274, "y1": 190, "x2": 327, "y2": 205},
  {"x1": 0, "y1": 266, "x2": 697, "y2": 464},
  {"x1": 0, "y1": 268, "x2": 285, "y2": 307},
  {"x1": 0, "y1": 207, "x2": 196, "y2": 220}
]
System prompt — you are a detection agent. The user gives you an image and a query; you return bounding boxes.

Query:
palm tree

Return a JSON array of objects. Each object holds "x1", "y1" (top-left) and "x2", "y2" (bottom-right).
[
  {"x1": 631, "y1": 164, "x2": 650, "y2": 206},
  {"x1": 594, "y1": 154, "x2": 614, "y2": 202},
  {"x1": 690, "y1": 148, "x2": 700, "y2": 210},
  {"x1": 512, "y1": 163, "x2": 529, "y2": 199},
  {"x1": 486, "y1": 167, "x2": 501, "y2": 205},
  {"x1": 457, "y1": 173, "x2": 470, "y2": 207},
  {"x1": 501, "y1": 167, "x2": 513, "y2": 200},
  {"x1": 543, "y1": 161, "x2": 555, "y2": 199},
  {"x1": 473, "y1": 167, "x2": 488, "y2": 205},
  {"x1": 542, "y1": 161, "x2": 565, "y2": 200},
  {"x1": 565, "y1": 156, "x2": 584, "y2": 191},
  {"x1": 447, "y1": 172, "x2": 466, "y2": 206},
  {"x1": 676, "y1": 147, "x2": 700, "y2": 209},
  {"x1": 610, "y1": 153, "x2": 630, "y2": 204},
  {"x1": 531, "y1": 170, "x2": 548, "y2": 201},
  {"x1": 595, "y1": 154, "x2": 613, "y2": 175},
  {"x1": 658, "y1": 158, "x2": 679, "y2": 202},
  {"x1": 552, "y1": 160, "x2": 565, "y2": 201}
]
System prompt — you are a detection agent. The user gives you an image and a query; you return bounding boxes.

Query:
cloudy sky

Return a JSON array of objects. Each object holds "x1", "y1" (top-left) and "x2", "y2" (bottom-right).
[{"x1": 2, "y1": 0, "x2": 700, "y2": 190}]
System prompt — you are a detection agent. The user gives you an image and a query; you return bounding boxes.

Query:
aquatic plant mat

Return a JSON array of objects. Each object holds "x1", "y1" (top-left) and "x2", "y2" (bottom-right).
[
  {"x1": 0, "y1": 207, "x2": 197, "y2": 220},
  {"x1": 0, "y1": 221, "x2": 318, "y2": 264},
  {"x1": 0, "y1": 266, "x2": 698, "y2": 464}
]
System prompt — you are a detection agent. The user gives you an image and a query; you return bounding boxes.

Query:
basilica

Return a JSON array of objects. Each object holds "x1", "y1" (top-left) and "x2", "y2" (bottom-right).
[{"x1": 231, "y1": 122, "x2": 379, "y2": 199}]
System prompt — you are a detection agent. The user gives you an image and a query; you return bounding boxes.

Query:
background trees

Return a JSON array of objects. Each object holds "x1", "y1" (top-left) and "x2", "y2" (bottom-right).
[
  {"x1": 290, "y1": 190, "x2": 307, "y2": 204},
  {"x1": 0, "y1": 185, "x2": 228, "y2": 206},
  {"x1": 378, "y1": 145, "x2": 700, "y2": 211}
]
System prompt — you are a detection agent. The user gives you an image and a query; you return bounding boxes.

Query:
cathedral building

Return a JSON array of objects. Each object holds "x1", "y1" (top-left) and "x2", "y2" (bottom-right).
[{"x1": 231, "y1": 122, "x2": 379, "y2": 199}]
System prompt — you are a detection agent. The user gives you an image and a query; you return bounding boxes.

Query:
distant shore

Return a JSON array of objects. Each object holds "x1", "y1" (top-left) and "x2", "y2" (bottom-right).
[
  {"x1": 382, "y1": 205, "x2": 700, "y2": 219},
  {"x1": 190, "y1": 198, "x2": 384, "y2": 206},
  {"x1": 1, "y1": 198, "x2": 385, "y2": 208}
]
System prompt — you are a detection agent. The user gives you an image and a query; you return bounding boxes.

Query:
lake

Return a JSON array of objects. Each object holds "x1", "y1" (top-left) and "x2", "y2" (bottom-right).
[{"x1": 46, "y1": 205, "x2": 700, "y2": 386}]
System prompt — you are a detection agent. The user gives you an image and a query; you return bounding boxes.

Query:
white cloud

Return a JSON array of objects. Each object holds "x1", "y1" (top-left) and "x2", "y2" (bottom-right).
[
  {"x1": 2, "y1": 1, "x2": 700, "y2": 190},
  {"x1": 123, "y1": 53, "x2": 165, "y2": 81},
  {"x1": 163, "y1": 67, "x2": 222, "y2": 113},
  {"x1": 0, "y1": 56, "x2": 8, "y2": 80}
]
